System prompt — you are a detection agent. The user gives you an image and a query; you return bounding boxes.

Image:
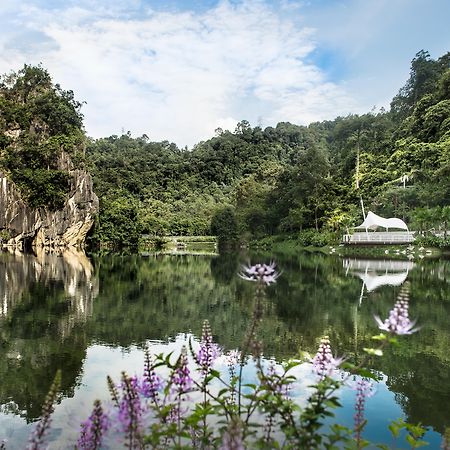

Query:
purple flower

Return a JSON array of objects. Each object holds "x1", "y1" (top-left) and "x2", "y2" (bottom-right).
[
  {"x1": 171, "y1": 346, "x2": 193, "y2": 396},
  {"x1": 239, "y1": 262, "x2": 279, "y2": 285},
  {"x1": 353, "y1": 379, "x2": 375, "y2": 443},
  {"x1": 374, "y1": 291, "x2": 420, "y2": 335},
  {"x1": 77, "y1": 400, "x2": 109, "y2": 450},
  {"x1": 27, "y1": 371, "x2": 61, "y2": 450},
  {"x1": 197, "y1": 320, "x2": 221, "y2": 375},
  {"x1": 219, "y1": 419, "x2": 245, "y2": 450},
  {"x1": 140, "y1": 351, "x2": 163, "y2": 402},
  {"x1": 264, "y1": 361, "x2": 289, "y2": 398},
  {"x1": 312, "y1": 337, "x2": 343, "y2": 379},
  {"x1": 117, "y1": 373, "x2": 144, "y2": 448}
]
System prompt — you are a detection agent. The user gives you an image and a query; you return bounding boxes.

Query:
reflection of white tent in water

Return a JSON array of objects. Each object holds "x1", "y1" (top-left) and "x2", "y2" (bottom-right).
[{"x1": 343, "y1": 258, "x2": 415, "y2": 304}]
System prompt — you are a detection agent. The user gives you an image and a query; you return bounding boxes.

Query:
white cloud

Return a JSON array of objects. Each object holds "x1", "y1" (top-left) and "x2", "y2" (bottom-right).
[{"x1": 0, "y1": 0, "x2": 357, "y2": 147}]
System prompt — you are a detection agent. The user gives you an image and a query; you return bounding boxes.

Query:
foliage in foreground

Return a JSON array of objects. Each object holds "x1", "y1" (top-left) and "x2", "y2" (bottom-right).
[{"x1": 12, "y1": 263, "x2": 447, "y2": 449}]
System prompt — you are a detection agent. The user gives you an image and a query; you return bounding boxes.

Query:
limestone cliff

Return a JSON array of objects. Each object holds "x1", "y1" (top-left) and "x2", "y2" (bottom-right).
[{"x1": 0, "y1": 153, "x2": 99, "y2": 248}]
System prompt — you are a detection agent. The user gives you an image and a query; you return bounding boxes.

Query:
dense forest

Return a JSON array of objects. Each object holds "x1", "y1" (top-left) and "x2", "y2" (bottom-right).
[
  {"x1": 1, "y1": 50, "x2": 449, "y2": 247},
  {"x1": 0, "y1": 65, "x2": 85, "y2": 210}
]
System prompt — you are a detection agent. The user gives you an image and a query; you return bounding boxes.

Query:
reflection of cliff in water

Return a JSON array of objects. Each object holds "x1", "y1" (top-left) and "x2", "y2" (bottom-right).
[
  {"x1": 0, "y1": 248, "x2": 98, "y2": 324},
  {"x1": 0, "y1": 249, "x2": 98, "y2": 420}
]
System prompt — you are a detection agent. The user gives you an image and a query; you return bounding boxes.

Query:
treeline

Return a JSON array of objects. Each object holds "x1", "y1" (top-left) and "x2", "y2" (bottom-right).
[
  {"x1": 86, "y1": 50, "x2": 449, "y2": 247},
  {"x1": 1, "y1": 51, "x2": 449, "y2": 248}
]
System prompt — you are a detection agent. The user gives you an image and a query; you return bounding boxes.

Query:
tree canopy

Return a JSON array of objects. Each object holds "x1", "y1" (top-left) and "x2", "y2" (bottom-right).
[
  {"x1": 2, "y1": 51, "x2": 449, "y2": 246},
  {"x1": 0, "y1": 65, "x2": 85, "y2": 209}
]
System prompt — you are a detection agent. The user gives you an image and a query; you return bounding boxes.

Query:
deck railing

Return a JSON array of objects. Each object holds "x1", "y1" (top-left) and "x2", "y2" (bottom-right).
[{"x1": 342, "y1": 231, "x2": 415, "y2": 244}]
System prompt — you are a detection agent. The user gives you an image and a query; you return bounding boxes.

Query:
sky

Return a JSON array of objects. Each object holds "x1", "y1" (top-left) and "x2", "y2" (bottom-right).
[{"x1": 1, "y1": 0, "x2": 449, "y2": 148}]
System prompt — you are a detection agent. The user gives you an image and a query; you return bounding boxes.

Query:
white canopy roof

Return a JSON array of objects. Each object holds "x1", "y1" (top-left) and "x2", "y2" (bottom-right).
[{"x1": 355, "y1": 211, "x2": 409, "y2": 231}]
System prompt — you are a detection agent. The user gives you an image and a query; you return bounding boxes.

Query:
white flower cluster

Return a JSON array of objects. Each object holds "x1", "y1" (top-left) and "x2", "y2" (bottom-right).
[{"x1": 239, "y1": 262, "x2": 279, "y2": 285}]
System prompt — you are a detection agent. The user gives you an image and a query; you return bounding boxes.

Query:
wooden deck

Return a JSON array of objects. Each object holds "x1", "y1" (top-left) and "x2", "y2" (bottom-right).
[{"x1": 342, "y1": 231, "x2": 415, "y2": 245}]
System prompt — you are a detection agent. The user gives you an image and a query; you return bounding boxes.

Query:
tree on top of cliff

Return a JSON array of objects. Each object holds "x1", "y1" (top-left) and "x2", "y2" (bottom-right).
[{"x1": 0, "y1": 65, "x2": 86, "y2": 209}]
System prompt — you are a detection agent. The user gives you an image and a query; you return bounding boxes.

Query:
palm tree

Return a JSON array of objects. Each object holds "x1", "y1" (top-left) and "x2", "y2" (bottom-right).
[
  {"x1": 412, "y1": 207, "x2": 435, "y2": 235},
  {"x1": 441, "y1": 205, "x2": 450, "y2": 237}
]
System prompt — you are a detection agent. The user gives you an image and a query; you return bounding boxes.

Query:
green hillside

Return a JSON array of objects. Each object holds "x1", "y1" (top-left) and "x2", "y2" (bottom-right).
[{"x1": 1, "y1": 51, "x2": 449, "y2": 248}]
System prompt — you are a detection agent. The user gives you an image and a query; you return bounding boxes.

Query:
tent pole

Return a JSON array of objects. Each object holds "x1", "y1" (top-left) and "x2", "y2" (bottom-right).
[{"x1": 360, "y1": 196, "x2": 366, "y2": 220}]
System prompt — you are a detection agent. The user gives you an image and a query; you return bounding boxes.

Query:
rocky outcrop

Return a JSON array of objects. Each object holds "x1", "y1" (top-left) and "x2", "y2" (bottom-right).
[{"x1": 0, "y1": 153, "x2": 98, "y2": 248}]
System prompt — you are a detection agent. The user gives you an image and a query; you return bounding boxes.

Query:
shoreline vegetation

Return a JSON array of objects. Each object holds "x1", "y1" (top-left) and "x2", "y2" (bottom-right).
[
  {"x1": 246, "y1": 232, "x2": 449, "y2": 258},
  {"x1": 124, "y1": 232, "x2": 448, "y2": 263},
  {"x1": 1, "y1": 51, "x2": 449, "y2": 251}
]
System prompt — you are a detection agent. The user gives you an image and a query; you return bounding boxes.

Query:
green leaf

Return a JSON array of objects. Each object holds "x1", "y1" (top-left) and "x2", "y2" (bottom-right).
[
  {"x1": 371, "y1": 333, "x2": 387, "y2": 341},
  {"x1": 363, "y1": 347, "x2": 383, "y2": 356},
  {"x1": 353, "y1": 368, "x2": 378, "y2": 379},
  {"x1": 389, "y1": 421, "x2": 402, "y2": 438}
]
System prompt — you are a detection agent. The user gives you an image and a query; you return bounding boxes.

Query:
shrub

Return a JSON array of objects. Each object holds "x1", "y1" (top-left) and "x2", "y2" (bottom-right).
[{"x1": 297, "y1": 229, "x2": 337, "y2": 247}]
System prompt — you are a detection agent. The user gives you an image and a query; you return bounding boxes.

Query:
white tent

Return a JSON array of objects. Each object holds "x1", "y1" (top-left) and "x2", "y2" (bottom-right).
[{"x1": 355, "y1": 211, "x2": 409, "y2": 231}]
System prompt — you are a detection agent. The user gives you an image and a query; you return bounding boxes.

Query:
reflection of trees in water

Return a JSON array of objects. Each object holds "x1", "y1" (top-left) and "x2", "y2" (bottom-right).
[
  {"x1": 0, "y1": 251, "x2": 449, "y2": 433},
  {"x1": 0, "y1": 248, "x2": 98, "y2": 420},
  {"x1": 210, "y1": 251, "x2": 239, "y2": 285},
  {"x1": 372, "y1": 282, "x2": 450, "y2": 434},
  {"x1": 385, "y1": 353, "x2": 450, "y2": 433},
  {"x1": 264, "y1": 254, "x2": 450, "y2": 433}
]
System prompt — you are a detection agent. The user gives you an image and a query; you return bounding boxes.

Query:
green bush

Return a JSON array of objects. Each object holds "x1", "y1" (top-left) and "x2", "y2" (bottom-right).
[
  {"x1": 415, "y1": 234, "x2": 450, "y2": 248},
  {"x1": 210, "y1": 207, "x2": 238, "y2": 248},
  {"x1": 13, "y1": 169, "x2": 69, "y2": 210},
  {"x1": 297, "y1": 229, "x2": 337, "y2": 247}
]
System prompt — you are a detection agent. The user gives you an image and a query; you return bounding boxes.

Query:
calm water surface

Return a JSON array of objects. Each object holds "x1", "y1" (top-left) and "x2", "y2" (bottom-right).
[{"x1": 0, "y1": 249, "x2": 449, "y2": 448}]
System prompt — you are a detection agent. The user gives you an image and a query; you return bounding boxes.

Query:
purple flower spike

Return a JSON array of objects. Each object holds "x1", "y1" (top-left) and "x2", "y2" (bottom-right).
[
  {"x1": 264, "y1": 361, "x2": 289, "y2": 398},
  {"x1": 28, "y1": 371, "x2": 61, "y2": 450},
  {"x1": 141, "y1": 350, "x2": 163, "y2": 402},
  {"x1": 118, "y1": 373, "x2": 144, "y2": 448},
  {"x1": 225, "y1": 349, "x2": 241, "y2": 371},
  {"x1": 374, "y1": 290, "x2": 420, "y2": 335},
  {"x1": 353, "y1": 379, "x2": 375, "y2": 443},
  {"x1": 197, "y1": 320, "x2": 221, "y2": 375},
  {"x1": 312, "y1": 336, "x2": 343, "y2": 379},
  {"x1": 219, "y1": 419, "x2": 245, "y2": 450},
  {"x1": 171, "y1": 346, "x2": 193, "y2": 396},
  {"x1": 239, "y1": 262, "x2": 279, "y2": 285},
  {"x1": 77, "y1": 400, "x2": 109, "y2": 450}
]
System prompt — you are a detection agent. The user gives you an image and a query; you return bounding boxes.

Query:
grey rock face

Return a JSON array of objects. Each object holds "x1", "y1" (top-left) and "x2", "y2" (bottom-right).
[{"x1": 0, "y1": 154, "x2": 99, "y2": 248}]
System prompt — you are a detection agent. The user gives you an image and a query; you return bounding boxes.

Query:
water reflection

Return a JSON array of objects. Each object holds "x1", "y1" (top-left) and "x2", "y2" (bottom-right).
[
  {"x1": 0, "y1": 251, "x2": 448, "y2": 447},
  {"x1": 343, "y1": 258, "x2": 415, "y2": 304},
  {"x1": 0, "y1": 248, "x2": 97, "y2": 424},
  {"x1": 0, "y1": 247, "x2": 98, "y2": 320}
]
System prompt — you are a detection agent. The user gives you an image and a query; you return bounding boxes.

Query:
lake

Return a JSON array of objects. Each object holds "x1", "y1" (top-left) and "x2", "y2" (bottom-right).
[{"x1": 0, "y1": 249, "x2": 449, "y2": 448}]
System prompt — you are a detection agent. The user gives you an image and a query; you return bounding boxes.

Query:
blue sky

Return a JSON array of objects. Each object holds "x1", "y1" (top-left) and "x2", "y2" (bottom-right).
[{"x1": 1, "y1": 0, "x2": 449, "y2": 147}]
